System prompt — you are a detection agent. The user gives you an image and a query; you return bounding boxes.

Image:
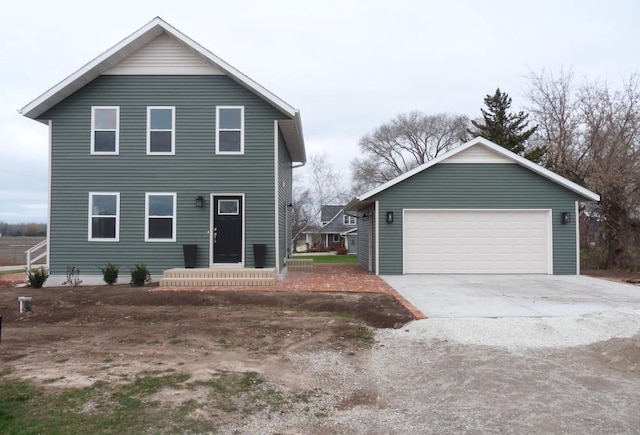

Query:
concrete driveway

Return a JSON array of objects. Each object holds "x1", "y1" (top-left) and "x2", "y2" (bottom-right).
[{"x1": 381, "y1": 274, "x2": 640, "y2": 318}]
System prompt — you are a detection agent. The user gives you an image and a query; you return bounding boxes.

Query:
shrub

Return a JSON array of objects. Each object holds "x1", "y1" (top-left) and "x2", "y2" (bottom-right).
[
  {"x1": 130, "y1": 263, "x2": 151, "y2": 287},
  {"x1": 336, "y1": 246, "x2": 349, "y2": 255},
  {"x1": 62, "y1": 266, "x2": 82, "y2": 287},
  {"x1": 26, "y1": 266, "x2": 49, "y2": 288},
  {"x1": 99, "y1": 262, "x2": 120, "y2": 285}
]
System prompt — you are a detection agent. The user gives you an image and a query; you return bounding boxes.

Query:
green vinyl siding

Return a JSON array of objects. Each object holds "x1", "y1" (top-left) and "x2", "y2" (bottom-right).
[
  {"x1": 369, "y1": 163, "x2": 584, "y2": 275},
  {"x1": 277, "y1": 130, "x2": 292, "y2": 271},
  {"x1": 43, "y1": 75, "x2": 291, "y2": 275}
]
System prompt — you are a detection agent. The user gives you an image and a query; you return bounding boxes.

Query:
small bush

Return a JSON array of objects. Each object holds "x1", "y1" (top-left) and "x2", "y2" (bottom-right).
[
  {"x1": 62, "y1": 266, "x2": 82, "y2": 287},
  {"x1": 99, "y1": 262, "x2": 120, "y2": 285},
  {"x1": 130, "y1": 263, "x2": 151, "y2": 287},
  {"x1": 336, "y1": 246, "x2": 349, "y2": 255},
  {"x1": 26, "y1": 266, "x2": 49, "y2": 288}
]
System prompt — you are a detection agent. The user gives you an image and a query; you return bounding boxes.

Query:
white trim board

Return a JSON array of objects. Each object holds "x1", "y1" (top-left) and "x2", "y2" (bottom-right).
[{"x1": 274, "y1": 120, "x2": 280, "y2": 271}]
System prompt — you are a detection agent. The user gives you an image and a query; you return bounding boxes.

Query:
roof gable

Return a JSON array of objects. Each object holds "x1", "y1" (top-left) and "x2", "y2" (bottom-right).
[
  {"x1": 20, "y1": 17, "x2": 306, "y2": 163},
  {"x1": 346, "y1": 137, "x2": 599, "y2": 209},
  {"x1": 103, "y1": 32, "x2": 224, "y2": 75},
  {"x1": 321, "y1": 205, "x2": 344, "y2": 223}
]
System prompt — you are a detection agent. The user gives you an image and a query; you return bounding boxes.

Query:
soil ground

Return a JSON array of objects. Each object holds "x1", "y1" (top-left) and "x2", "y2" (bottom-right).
[
  {"x1": 0, "y1": 284, "x2": 411, "y2": 389},
  {"x1": 1, "y1": 282, "x2": 639, "y2": 433}
]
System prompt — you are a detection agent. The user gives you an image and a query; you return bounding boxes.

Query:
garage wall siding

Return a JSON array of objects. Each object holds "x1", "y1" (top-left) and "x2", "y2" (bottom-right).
[
  {"x1": 371, "y1": 163, "x2": 582, "y2": 275},
  {"x1": 357, "y1": 205, "x2": 375, "y2": 272}
]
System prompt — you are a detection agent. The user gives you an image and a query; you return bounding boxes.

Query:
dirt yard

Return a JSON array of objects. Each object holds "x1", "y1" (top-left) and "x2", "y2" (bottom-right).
[{"x1": 1, "y1": 283, "x2": 639, "y2": 433}]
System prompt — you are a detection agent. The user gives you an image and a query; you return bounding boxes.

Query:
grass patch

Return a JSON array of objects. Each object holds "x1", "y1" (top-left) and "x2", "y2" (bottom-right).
[
  {"x1": 293, "y1": 254, "x2": 358, "y2": 264},
  {"x1": 0, "y1": 269, "x2": 24, "y2": 276},
  {"x1": 0, "y1": 367, "x2": 296, "y2": 434},
  {"x1": 345, "y1": 326, "x2": 375, "y2": 348}
]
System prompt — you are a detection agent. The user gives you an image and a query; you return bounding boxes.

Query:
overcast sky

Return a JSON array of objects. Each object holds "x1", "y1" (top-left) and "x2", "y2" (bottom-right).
[{"x1": 1, "y1": 0, "x2": 639, "y2": 223}]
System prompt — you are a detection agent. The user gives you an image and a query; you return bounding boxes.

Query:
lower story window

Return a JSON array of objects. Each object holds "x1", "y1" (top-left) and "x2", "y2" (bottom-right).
[
  {"x1": 89, "y1": 193, "x2": 119, "y2": 241},
  {"x1": 332, "y1": 234, "x2": 340, "y2": 243},
  {"x1": 145, "y1": 193, "x2": 176, "y2": 241}
]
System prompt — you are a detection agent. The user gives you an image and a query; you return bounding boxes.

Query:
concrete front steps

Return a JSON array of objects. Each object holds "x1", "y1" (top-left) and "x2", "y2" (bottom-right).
[{"x1": 160, "y1": 268, "x2": 277, "y2": 287}]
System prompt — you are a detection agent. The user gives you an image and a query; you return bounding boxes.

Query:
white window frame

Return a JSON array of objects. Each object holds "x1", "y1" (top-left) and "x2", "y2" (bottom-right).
[
  {"x1": 216, "y1": 106, "x2": 245, "y2": 155},
  {"x1": 146, "y1": 106, "x2": 176, "y2": 155},
  {"x1": 332, "y1": 234, "x2": 340, "y2": 243},
  {"x1": 145, "y1": 193, "x2": 177, "y2": 242},
  {"x1": 88, "y1": 192, "x2": 120, "y2": 241},
  {"x1": 343, "y1": 214, "x2": 356, "y2": 225},
  {"x1": 91, "y1": 106, "x2": 119, "y2": 155}
]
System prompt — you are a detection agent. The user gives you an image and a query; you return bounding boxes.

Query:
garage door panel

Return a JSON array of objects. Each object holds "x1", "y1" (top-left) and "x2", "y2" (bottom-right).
[{"x1": 404, "y1": 210, "x2": 550, "y2": 274}]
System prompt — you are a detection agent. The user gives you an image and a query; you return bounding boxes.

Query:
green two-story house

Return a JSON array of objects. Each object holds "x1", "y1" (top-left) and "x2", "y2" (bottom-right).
[{"x1": 20, "y1": 17, "x2": 305, "y2": 285}]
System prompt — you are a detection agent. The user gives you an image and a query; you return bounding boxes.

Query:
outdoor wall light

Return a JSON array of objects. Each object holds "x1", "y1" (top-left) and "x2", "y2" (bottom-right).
[
  {"x1": 386, "y1": 211, "x2": 394, "y2": 224},
  {"x1": 195, "y1": 196, "x2": 204, "y2": 208},
  {"x1": 561, "y1": 212, "x2": 570, "y2": 224},
  {"x1": 362, "y1": 213, "x2": 369, "y2": 222}
]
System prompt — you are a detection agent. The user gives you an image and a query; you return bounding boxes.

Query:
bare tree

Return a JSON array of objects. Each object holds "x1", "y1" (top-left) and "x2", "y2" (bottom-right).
[
  {"x1": 291, "y1": 152, "x2": 349, "y2": 247},
  {"x1": 527, "y1": 69, "x2": 640, "y2": 268},
  {"x1": 290, "y1": 173, "x2": 314, "y2": 246},
  {"x1": 351, "y1": 112, "x2": 469, "y2": 193}
]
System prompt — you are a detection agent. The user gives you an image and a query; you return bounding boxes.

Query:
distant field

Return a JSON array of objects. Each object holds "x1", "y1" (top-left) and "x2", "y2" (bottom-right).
[{"x1": 0, "y1": 236, "x2": 46, "y2": 266}]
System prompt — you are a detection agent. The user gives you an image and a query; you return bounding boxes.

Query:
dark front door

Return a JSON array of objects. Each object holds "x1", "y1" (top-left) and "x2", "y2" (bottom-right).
[{"x1": 212, "y1": 195, "x2": 243, "y2": 264}]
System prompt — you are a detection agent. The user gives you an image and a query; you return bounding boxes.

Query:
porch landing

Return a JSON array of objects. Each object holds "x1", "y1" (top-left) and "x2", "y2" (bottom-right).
[{"x1": 160, "y1": 268, "x2": 277, "y2": 287}]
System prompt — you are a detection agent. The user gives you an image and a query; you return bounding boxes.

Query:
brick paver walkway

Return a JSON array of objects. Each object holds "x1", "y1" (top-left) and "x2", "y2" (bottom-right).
[{"x1": 156, "y1": 264, "x2": 425, "y2": 320}]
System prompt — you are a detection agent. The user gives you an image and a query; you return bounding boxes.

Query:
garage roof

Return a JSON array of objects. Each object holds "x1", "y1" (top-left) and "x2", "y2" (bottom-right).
[
  {"x1": 20, "y1": 17, "x2": 306, "y2": 164},
  {"x1": 346, "y1": 137, "x2": 600, "y2": 210}
]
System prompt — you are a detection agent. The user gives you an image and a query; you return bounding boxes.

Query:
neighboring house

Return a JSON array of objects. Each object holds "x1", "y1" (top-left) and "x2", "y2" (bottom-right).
[
  {"x1": 20, "y1": 17, "x2": 305, "y2": 284},
  {"x1": 303, "y1": 205, "x2": 358, "y2": 251},
  {"x1": 346, "y1": 137, "x2": 600, "y2": 275}
]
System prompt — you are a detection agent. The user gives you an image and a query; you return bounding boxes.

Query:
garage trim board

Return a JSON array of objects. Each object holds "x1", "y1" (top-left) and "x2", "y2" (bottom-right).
[{"x1": 402, "y1": 209, "x2": 553, "y2": 275}]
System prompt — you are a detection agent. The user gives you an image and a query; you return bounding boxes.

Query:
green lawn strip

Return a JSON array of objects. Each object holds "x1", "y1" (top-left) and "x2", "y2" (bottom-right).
[
  {"x1": 293, "y1": 254, "x2": 358, "y2": 264},
  {"x1": 0, "y1": 269, "x2": 24, "y2": 276},
  {"x1": 0, "y1": 368, "x2": 295, "y2": 434}
]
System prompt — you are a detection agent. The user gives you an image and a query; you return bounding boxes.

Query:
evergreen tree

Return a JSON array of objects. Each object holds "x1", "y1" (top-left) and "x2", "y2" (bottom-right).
[{"x1": 468, "y1": 88, "x2": 545, "y2": 162}]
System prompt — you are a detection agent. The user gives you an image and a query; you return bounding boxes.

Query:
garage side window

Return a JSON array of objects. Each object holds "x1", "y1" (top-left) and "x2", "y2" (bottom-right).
[
  {"x1": 88, "y1": 193, "x2": 119, "y2": 241},
  {"x1": 145, "y1": 193, "x2": 176, "y2": 242}
]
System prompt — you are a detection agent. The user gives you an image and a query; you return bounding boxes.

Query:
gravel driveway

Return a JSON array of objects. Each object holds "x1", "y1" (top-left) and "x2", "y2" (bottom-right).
[{"x1": 229, "y1": 307, "x2": 640, "y2": 434}]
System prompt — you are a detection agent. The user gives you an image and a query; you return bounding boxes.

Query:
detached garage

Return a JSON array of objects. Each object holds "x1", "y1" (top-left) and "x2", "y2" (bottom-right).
[{"x1": 345, "y1": 137, "x2": 600, "y2": 275}]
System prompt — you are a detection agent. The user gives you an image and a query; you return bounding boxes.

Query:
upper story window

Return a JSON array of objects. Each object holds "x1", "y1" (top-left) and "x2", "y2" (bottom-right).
[
  {"x1": 91, "y1": 107, "x2": 119, "y2": 154},
  {"x1": 216, "y1": 106, "x2": 244, "y2": 154},
  {"x1": 145, "y1": 193, "x2": 176, "y2": 242},
  {"x1": 88, "y1": 193, "x2": 119, "y2": 241},
  {"x1": 147, "y1": 107, "x2": 175, "y2": 155},
  {"x1": 343, "y1": 214, "x2": 356, "y2": 225}
]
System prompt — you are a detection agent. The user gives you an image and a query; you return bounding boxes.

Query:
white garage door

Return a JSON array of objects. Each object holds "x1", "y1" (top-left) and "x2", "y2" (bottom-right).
[{"x1": 404, "y1": 210, "x2": 551, "y2": 274}]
